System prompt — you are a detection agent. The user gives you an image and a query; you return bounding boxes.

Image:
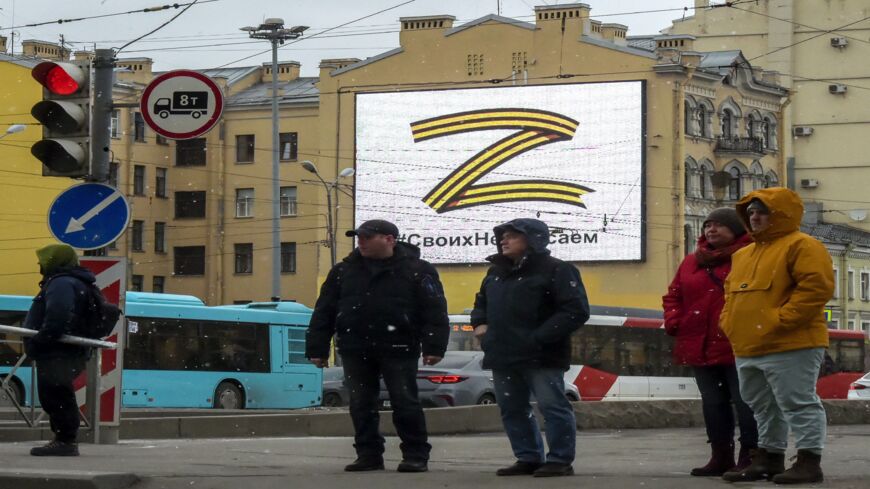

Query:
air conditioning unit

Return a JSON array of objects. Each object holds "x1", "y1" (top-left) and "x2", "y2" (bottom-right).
[
  {"x1": 831, "y1": 37, "x2": 848, "y2": 48},
  {"x1": 800, "y1": 178, "x2": 819, "y2": 189},
  {"x1": 793, "y1": 126, "x2": 814, "y2": 137},
  {"x1": 829, "y1": 84, "x2": 847, "y2": 94}
]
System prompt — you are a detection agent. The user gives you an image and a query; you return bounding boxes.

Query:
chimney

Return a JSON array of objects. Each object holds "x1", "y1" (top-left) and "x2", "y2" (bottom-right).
[
  {"x1": 600, "y1": 23, "x2": 628, "y2": 45},
  {"x1": 21, "y1": 39, "x2": 70, "y2": 60},
  {"x1": 534, "y1": 3, "x2": 590, "y2": 36},
  {"x1": 262, "y1": 61, "x2": 301, "y2": 83},
  {"x1": 399, "y1": 15, "x2": 455, "y2": 47},
  {"x1": 654, "y1": 35, "x2": 695, "y2": 53},
  {"x1": 114, "y1": 57, "x2": 154, "y2": 84},
  {"x1": 319, "y1": 58, "x2": 361, "y2": 77}
]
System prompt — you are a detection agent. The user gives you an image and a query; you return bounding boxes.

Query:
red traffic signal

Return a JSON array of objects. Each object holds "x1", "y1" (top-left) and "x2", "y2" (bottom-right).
[{"x1": 31, "y1": 62, "x2": 86, "y2": 95}]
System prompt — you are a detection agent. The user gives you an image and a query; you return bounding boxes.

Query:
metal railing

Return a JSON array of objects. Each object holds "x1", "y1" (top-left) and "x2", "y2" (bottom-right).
[{"x1": 715, "y1": 136, "x2": 764, "y2": 154}]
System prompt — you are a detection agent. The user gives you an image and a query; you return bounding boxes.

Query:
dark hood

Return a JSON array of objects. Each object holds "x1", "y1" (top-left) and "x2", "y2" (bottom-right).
[
  {"x1": 44, "y1": 265, "x2": 96, "y2": 285},
  {"x1": 492, "y1": 218, "x2": 552, "y2": 256}
]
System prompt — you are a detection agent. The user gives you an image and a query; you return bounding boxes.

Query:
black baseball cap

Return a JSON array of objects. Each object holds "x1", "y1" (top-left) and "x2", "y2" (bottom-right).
[{"x1": 346, "y1": 219, "x2": 399, "y2": 238}]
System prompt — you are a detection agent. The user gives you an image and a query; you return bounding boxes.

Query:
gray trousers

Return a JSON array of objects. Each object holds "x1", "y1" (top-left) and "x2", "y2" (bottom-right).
[{"x1": 735, "y1": 348, "x2": 826, "y2": 455}]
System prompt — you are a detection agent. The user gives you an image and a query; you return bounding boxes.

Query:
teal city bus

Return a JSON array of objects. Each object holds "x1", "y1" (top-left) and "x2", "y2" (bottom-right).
[{"x1": 0, "y1": 292, "x2": 321, "y2": 409}]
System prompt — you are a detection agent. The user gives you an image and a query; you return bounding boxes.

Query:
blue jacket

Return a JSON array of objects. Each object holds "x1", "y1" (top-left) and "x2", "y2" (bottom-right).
[{"x1": 471, "y1": 218, "x2": 590, "y2": 371}]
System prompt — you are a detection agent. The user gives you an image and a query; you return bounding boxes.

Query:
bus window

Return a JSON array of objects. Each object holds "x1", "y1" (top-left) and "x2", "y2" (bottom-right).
[
  {"x1": 286, "y1": 327, "x2": 307, "y2": 365},
  {"x1": 0, "y1": 311, "x2": 27, "y2": 366},
  {"x1": 830, "y1": 337, "x2": 865, "y2": 373},
  {"x1": 447, "y1": 324, "x2": 479, "y2": 352}
]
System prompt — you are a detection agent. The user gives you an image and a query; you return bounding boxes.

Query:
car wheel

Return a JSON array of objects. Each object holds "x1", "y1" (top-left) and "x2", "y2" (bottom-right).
[
  {"x1": 477, "y1": 393, "x2": 496, "y2": 405},
  {"x1": 214, "y1": 381, "x2": 244, "y2": 409},
  {"x1": 322, "y1": 392, "x2": 342, "y2": 407}
]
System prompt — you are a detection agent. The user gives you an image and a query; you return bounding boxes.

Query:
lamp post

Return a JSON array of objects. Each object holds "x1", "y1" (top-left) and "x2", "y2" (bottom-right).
[
  {"x1": 302, "y1": 160, "x2": 355, "y2": 267},
  {"x1": 0, "y1": 124, "x2": 25, "y2": 140},
  {"x1": 240, "y1": 19, "x2": 308, "y2": 300}
]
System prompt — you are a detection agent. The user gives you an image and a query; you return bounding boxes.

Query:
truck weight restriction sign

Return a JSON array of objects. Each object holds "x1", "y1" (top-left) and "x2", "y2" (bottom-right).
[{"x1": 140, "y1": 70, "x2": 223, "y2": 140}]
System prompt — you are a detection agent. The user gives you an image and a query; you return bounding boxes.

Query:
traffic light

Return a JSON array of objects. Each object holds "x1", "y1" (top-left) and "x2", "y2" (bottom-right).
[{"x1": 30, "y1": 60, "x2": 91, "y2": 178}]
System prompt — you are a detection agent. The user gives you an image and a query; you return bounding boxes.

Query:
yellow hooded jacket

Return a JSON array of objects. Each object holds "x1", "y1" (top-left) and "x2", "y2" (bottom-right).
[{"x1": 719, "y1": 188, "x2": 834, "y2": 357}]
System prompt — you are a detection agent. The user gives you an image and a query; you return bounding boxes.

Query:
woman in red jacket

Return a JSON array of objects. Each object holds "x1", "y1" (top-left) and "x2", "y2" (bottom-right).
[{"x1": 662, "y1": 207, "x2": 757, "y2": 476}]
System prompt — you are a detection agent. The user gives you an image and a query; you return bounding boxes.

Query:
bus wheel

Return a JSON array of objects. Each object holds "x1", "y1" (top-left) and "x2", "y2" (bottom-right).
[
  {"x1": 477, "y1": 393, "x2": 496, "y2": 405},
  {"x1": 0, "y1": 378, "x2": 23, "y2": 407},
  {"x1": 214, "y1": 382, "x2": 244, "y2": 409},
  {"x1": 322, "y1": 392, "x2": 342, "y2": 407}
]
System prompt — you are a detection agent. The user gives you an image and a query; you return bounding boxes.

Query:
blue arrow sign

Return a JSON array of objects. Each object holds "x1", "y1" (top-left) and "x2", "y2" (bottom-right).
[{"x1": 47, "y1": 183, "x2": 131, "y2": 250}]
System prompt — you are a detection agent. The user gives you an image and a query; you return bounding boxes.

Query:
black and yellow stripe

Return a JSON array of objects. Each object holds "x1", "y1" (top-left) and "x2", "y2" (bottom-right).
[{"x1": 411, "y1": 108, "x2": 593, "y2": 213}]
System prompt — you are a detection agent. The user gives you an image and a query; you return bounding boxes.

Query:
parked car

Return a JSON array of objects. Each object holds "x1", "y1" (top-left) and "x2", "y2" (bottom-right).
[
  {"x1": 847, "y1": 371, "x2": 870, "y2": 400},
  {"x1": 379, "y1": 351, "x2": 580, "y2": 408},
  {"x1": 321, "y1": 366, "x2": 350, "y2": 407}
]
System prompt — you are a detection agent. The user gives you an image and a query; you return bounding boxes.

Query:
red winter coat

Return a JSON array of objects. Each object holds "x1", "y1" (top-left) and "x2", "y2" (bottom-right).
[{"x1": 662, "y1": 234, "x2": 752, "y2": 366}]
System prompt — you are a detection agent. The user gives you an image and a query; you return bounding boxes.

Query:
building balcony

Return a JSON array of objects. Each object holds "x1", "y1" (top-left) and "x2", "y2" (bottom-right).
[{"x1": 714, "y1": 136, "x2": 765, "y2": 155}]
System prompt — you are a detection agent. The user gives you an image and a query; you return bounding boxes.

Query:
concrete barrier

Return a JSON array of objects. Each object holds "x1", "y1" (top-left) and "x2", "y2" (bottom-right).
[{"x1": 1, "y1": 400, "x2": 868, "y2": 441}]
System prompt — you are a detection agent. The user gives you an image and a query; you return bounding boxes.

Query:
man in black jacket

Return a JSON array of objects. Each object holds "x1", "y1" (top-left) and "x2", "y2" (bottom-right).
[
  {"x1": 24, "y1": 244, "x2": 92, "y2": 456},
  {"x1": 306, "y1": 219, "x2": 449, "y2": 473},
  {"x1": 471, "y1": 218, "x2": 590, "y2": 477}
]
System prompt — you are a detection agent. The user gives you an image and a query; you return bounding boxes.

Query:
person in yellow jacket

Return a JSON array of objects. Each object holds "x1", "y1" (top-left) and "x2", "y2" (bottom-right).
[{"x1": 719, "y1": 187, "x2": 834, "y2": 485}]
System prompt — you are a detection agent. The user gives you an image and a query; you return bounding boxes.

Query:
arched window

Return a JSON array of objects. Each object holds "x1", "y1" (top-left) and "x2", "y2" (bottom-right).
[
  {"x1": 697, "y1": 100, "x2": 714, "y2": 138},
  {"x1": 684, "y1": 96, "x2": 698, "y2": 136},
  {"x1": 718, "y1": 98, "x2": 742, "y2": 139},
  {"x1": 698, "y1": 160, "x2": 714, "y2": 199},
  {"x1": 685, "y1": 157, "x2": 698, "y2": 198},
  {"x1": 721, "y1": 109, "x2": 734, "y2": 138},
  {"x1": 750, "y1": 161, "x2": 765, "y2": 190},
  {"x1": 764, "y1": 170, "x2": 779, "y2": 188},
  {"x1": 763, "y1": 115, "x2": 777, "y2": 150},
  {"x1": 728, "y1": 166, "x2": 742, "y2": 200}
]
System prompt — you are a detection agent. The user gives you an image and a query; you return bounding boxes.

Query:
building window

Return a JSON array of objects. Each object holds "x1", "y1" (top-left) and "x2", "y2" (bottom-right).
[
  {"x1": 108, "y1": 162, "x2": 119, "y2": 188},
  {"x1": 728, "y1": 166, "x2": 742, "y2": 200},
  {"x1": 860, "y1": 272, "x2": 869, "y2": 301},
  {"x1": 174, "y1": 246, "x2": 205, "y2": 275},
  {"x1": 280, "y1": 132, "x2": 298, "y2": 161},
  {"x1": 861, "y1": 321, "x2": 870, "y2": 332},
  {"x1": 133, "y1": 165, "x2": 145, "y2": 195},
  {"x1": 281, "y1": 242, "x2": 297, "y2": 273},
  {"x1": 131, "y1": 275, "x2": 143, "y2": 292},
  {"x1": 131, "y1": 220, "x2": 144, "y2": 251},
  {"x1": 235, "y1": 188, "x2": 254, "y2": 218},
  {"x1": 154, "y1": 222, "x2": 166, "y2": 253},
  {"x1": 134, "y1": 112, "x2": 146, "y2": 142},
  {"x1": 848, "y1": 270, "x2": 855, "y2": 300},
  {"x1": 833, "y1": 268, "x2": 839, "y2": 299},
  {"x1": 110, "y1": 110, "x2": 120, "y2": 139},
  {"x1": 721, "y1": 109, "x2": 734, "y2": 138},
  {"x1": 697, "y1": 104, "x2": 708, "y2": 138},
  {"x1": 152, "y1": 276, "x2": 165, "y2": 293},
  {"x1": 236, "y1": 134, "x2": 255, "y2": 163},
  {"x1": 234, "y1": 243, "x2": 254, "y2": 274},
  {"x1": 848, "y1": 320, "x2": 856, "y2": 330},
  {"x1": 84, "y1": 248, "x2": 107, "y2": 257},
  {"x1": 280, "y1": 186, "x2": 297, "y2": 216},
  {"x1": 176, "y1": 138, "x2": 206, "y2": 166},
  {"x1": 155, "y1": 168, "x2": 167, "y2": 198},
  {"x1": 466, "y1": 53, "x2": 484, "y2": 76},
  {"x1": 175, "y1": 191, "x2": 206, "y2": 218}
]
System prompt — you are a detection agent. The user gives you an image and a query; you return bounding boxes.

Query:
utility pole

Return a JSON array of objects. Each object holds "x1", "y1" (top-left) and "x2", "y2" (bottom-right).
[{"x1": 241, "y1": 19, "x2": 307, "y2": 300}]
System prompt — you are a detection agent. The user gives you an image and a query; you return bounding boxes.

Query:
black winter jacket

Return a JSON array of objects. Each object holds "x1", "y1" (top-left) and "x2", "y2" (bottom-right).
[
  {"x1": 305, "y1": 242, "x2": 449, "y2": 359},
  {"x1": 471, "y1": 218, "x2": 590, "y2": 371},
  {"x1": 24, "y1": 266, "x2": 94, "y2": 360}
]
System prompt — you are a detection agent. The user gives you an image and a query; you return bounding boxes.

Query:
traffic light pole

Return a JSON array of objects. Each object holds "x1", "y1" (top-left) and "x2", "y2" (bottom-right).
[{"x1": 90, "y1": 49, "x2": 114, "y2": 183}]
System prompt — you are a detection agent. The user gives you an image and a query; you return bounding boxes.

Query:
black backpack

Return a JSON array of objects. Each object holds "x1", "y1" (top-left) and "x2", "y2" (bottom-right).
[{"x1": 80, "y1": 284, "x2": 123, "y2": 339}]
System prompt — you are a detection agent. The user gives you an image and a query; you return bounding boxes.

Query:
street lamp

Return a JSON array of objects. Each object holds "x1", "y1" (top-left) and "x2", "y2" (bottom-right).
[
  {"x1": 0, "y1": 124, "x2": 25, "y2": 139},
  {"x1": 241, "y1": 19, "x2": 308, "y2": 301},
  {"x1": 302, "y1": 160, "x2": 355, "y2": 267}
]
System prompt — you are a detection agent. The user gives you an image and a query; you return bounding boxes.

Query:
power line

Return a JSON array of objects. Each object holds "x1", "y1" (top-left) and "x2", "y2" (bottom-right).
[{"x1": 0, "y1": 1, "x2": 220, "y2": 32}]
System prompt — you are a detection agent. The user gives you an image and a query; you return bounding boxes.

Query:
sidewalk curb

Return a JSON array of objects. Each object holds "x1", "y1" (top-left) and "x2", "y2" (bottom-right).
[{"x1": 0, "y1": 469, "x2": 138, "y2": 489}]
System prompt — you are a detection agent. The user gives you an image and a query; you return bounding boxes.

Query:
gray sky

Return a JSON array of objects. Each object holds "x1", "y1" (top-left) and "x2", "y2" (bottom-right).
[{"x1": 1, "y1": 0, "x2": 695, "y2": 75}]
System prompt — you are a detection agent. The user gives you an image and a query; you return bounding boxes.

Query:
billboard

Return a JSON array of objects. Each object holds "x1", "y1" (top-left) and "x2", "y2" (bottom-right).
[{"x1": 354, "y1": 81, "x2": 644, "y2": 264}]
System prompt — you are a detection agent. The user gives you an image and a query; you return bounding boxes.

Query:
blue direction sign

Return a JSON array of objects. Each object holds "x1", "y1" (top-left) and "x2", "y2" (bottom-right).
[{"x1": 47, "y1": 183, "x2": 131, "y2": 250}]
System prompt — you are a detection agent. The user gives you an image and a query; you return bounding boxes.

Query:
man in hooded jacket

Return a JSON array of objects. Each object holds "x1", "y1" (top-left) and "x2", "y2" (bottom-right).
[
  {"x1": 471, "y1": 218, "x2": 590, "y2": 477},
  {"x1": 719, "y1": 188, "x2": 834, "y2": 484},
  {"x1": 306, "y1": 219, "x2": 449, "y2": 473},
  {"x1": 24, "y1": 244, "x2": 93, "y2": 456}
]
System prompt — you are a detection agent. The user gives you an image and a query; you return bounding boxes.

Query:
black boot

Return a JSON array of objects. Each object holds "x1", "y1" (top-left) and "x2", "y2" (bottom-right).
[
  {"x1": 721, "y1": 447, "x2": 784, "y2": 482},
  {"x1": 772, "y1": 450, "x2": 823, "y2": 484},
  {"x1": 344, "y1": 456, "x2": 385, "y2": 472},
  {"x1": 30, "y1": 440, "x2": 79, "y2": 457},
  {"x1": 496, "y1": 461, "x2": 542, "y2": 476},
  {"x1": 731, "y1": 443, "x2": 754, "y2": 472},
  {"x1": 691, "y1": 440, "x2": 735, "y2": 476}
]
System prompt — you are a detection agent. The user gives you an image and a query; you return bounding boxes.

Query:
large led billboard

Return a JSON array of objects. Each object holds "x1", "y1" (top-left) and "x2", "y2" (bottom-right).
[{"x1": 354, "y1": 81, "x2": 644, "y2": 264}]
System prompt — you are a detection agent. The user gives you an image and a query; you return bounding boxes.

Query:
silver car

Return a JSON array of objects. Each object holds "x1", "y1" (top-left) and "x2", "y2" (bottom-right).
[
  {"x1": 847, "y1": 371, "x2": 870, "y2": 400},
  {"x1": 379, "y1": 351, "x2": 581, "y2": 408}
]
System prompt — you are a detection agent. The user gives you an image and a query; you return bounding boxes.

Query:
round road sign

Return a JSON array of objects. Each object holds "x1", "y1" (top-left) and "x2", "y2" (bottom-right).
[{"x1": 140, "y1": 70, "x2": 224, "y2": 140}]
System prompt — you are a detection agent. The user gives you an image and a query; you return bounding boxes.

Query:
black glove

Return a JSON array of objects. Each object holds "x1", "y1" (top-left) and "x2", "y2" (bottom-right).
[{"x1": 23, "y1": 333, "x2": 51, "y2": 359}]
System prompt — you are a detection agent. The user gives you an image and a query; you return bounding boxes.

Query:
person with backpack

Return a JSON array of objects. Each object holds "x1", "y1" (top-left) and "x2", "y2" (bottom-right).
[
  {"x1": 305, "y1": 219, "x2": 449, "y2": 473},
  {"x1": 23, "y1": 244, "x2": 93, "y2": 456}
]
